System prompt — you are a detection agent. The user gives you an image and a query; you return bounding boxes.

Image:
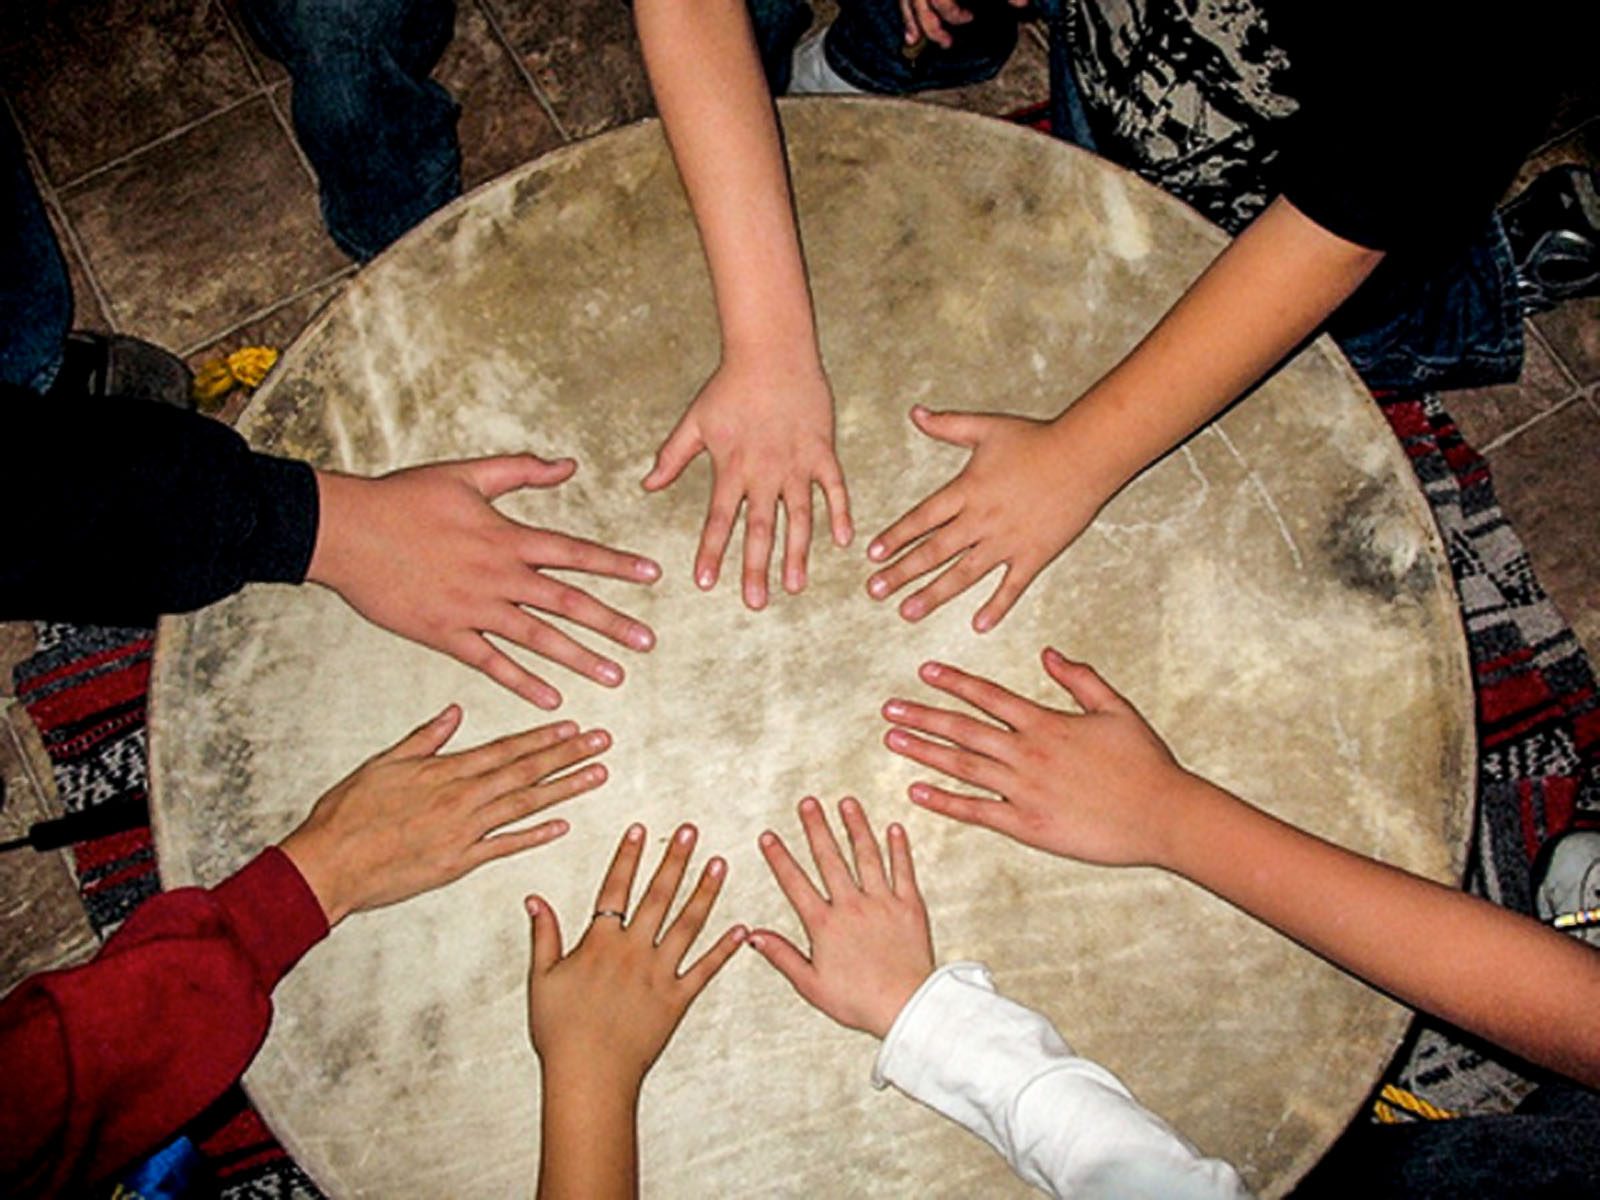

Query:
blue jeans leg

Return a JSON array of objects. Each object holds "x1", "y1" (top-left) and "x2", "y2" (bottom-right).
[
  {"x1": 0, "y1": 110, "x2": 71, "y2": 392},
  {"x1": 821, "y1": 0, "x2": 1018, "y2": 93},
  {"x1": 746, "y1": 0, "x2": 816, "y2": 94},
  {"x1": 1328, "y1": 216, "x2": 1525, "y2": 393},
  {"x1": 235, "y1": 0, "x2": 462, "y2": 262}
]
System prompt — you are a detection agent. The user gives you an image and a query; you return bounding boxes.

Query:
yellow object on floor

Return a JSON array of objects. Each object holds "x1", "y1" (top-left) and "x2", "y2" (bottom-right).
[
  {"x1": 191, "y1": 346, "x2": 279, "y2": 411},
  {"x1": 1372, "y1": 1083, "x2": 1459, "y2": 1124}
]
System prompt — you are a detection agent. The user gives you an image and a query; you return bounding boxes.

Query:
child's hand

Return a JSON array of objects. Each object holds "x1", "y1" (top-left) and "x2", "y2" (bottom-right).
[
  {"x1": 280, "y1": 708, "x2": 610, "y2": 925},
  {"x1": 642, "y1": 355, "x2": 852, "y2": 610},
  {"x1": 526, "y1": 824, "x2": 745, "y2": 1094},
  {"x1": 309, "y1": 456, "x2": 660, "y2": 711},
  {"x1": 882, "y1": 651, "x2": 1197, "y2": 867},
  {"x1": 865, "y1": 407, "x2": 1109, "y2": 632},
  {"x1": 750, "y1": 797, "x2": 934, "y2": 1039}
]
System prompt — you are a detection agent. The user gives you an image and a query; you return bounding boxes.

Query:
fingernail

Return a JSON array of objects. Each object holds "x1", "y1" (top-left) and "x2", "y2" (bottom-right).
[
  {"x1": 868, "y1": 542, "x2": 886, "y2": 562},
  {"x1": 909, "y1": 785, "x2": 929, "y2": 802},
  {"x1": 746, "y1": 583, "x2": 767, "y2": 609},
  {"x1": 628, "y1": 625, "x2": 655, "y2": 651},
  {"x1": 921, "y1": 662, "x2": 943, "y2": 679},
  {"x1": 635, "y1": 559, "x2": 661, "y2": 581},
  {"x1": 799, "y1": 796, "x2": 820, "y2": 814},
  {"x1": 889, "y1": 823, "x2": 906, "y2": 837},
  {"x1": 841, "y1": 796, "x2": 860, "y2": 814},
  {"x1": 586, "y1": 765, "x2": 607, "y2": 783},
  {"x1": 731, "y1": 925, "x2": 748, "y2": 943},
  {"x1": 525, "y1": 896, "x2": 540, "y2": 914},
  {"x1": 868, "y1": 576, "x2": 888, "y2": 598},
  {"x1": 748, "y1": 932, "x2": 766, "y2": 949},
  {"x1": 973, "y1": 613, "x2": 993, "y2": 633},
  {"x1": 759, "y1": 831, "x2": 777, "y2": 848},
  {"x1": 434, "y1": 706, "x2": 456, "y2": 724},
  {"x1": 901, "y1": 600, "x2": 924, "y2": 621},
  {"x1": 785, "y1": 568, "x2": 803, "y2": 594},
  {"x1": 596, "y1": 662, "x2": 623, "y2": 686},
  {"x1": 549, "y1": 819, "x2": 570, "y2": 836},
  {"x1": 887, "y1": 730, "x2": 908, "y2": 750},
  {"x1": 697, "y1": 567, "x2": 715, "y2": 590},
  {"x1": 585, "y1": 730, "x2": 610, "y2": 749},
  {"x1": 709, "y1": 857, "x2": 726, "y2": 877},
  {"x1": 536, "y1": 688, "x2": 561, "y2": 709},
  {"x1": 884, "y1": 700, "x2": 907, "y2": 719},
  {"x1": 627, "y1": 823, "x2": 645, "y2": 841},
  {"x1": 676, "y1": 825, "x2": 696, "y2": 844},
  {"x1": 554, "y1": 720, "x2": 579, "y2": 738},
  {"x1": 1043, "y1": 646, "x2": 1065, "y2": 665}
]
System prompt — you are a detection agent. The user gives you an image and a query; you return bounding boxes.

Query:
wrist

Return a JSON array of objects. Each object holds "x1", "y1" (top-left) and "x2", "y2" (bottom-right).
[
  {"x1": 1152, "y1": 773, "x2": 1242, "y2": 876},
  {"x1": 304, "y1": 469, "x2": 361, "y2": 591},
  {"x1": 719, "y1": 325, "x2": 822, "y2": 374},
  {"x1": 540, "y1": 1053, "x2": 645, "y2": 1106},
  {"x1": 278, "y1": 826, "x2": 357, "y2": 927},
  {"x1": 1047, "y1": 386, "x2": 1159, "y2": 498}
]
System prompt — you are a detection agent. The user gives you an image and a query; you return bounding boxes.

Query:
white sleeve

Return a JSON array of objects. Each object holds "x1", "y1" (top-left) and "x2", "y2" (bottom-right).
[{"x1": 871, "y1": 963, "x2": 1253, "y2": 1200}]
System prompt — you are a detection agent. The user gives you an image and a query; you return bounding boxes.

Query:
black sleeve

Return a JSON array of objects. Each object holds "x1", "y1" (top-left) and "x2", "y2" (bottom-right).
[
  {"x1": 0, "y1": 385, "x2": 319, "y2": 624},
  {"x1": 1272, "y1": 11, "x2": 1561, "y2": 256}
]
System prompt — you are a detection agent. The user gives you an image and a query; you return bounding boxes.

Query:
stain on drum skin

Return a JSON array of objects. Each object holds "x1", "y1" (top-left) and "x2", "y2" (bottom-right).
[{"x1": 148, "y1": 100, "x2": 1474, "y2": 1198}]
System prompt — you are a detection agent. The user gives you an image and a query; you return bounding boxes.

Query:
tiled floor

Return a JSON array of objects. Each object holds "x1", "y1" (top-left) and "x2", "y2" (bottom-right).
[{"x1": 0, "y1": 0, "x2": 1596, "y2": 966}]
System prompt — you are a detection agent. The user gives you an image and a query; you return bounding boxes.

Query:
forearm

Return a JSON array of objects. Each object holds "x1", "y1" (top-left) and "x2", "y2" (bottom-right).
[
  {"x1": 0, "y1": 386, "x2": 318, "y2": 622},
  {"x1": 1161, "y1": 777, "x2": 1600, "y2": 1087},
  {"x1": 535, "y1": 1066, "x2": 640, "y2": 1200},
  {"x1": 634, "y1": 0, "x2": 818, "y2": 361},
  {"x1": 0, "y1": 850, "x2": 327, "y2": 1194},
  {"x1": 1050, "y1": 196, "x2": 1385, "y2": 497}
]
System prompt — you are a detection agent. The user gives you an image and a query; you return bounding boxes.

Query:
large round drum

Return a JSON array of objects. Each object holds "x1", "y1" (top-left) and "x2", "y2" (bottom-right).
[{"x1": 150, "y1": 99, "x2": 1473, "y2": 1198}]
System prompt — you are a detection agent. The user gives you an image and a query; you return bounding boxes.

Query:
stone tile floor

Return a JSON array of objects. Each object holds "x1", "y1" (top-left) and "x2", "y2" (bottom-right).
[{"x1": 0, "y1": 0, "x2": 1595, "y2": 989}]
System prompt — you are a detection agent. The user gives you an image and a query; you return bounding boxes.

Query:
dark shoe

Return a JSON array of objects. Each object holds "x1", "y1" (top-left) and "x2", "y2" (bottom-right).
[
  {"x1": 47, "y1": 331, "x2": 194, "y2": 410},
  {"x1": 1500, "y1": 165, "x2": 1600, "y2": 315}
]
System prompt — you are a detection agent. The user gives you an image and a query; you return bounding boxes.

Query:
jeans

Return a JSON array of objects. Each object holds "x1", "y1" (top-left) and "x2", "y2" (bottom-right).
[
  {"x1": 748, "y1": 0, "x2": 1525, "y2": 394},
  {"x1": 235, "y1": 0, "x2": 463, "y2": 263},
  {"x1": 1, "y1": 111, "x2": 71, "y2": 392}
]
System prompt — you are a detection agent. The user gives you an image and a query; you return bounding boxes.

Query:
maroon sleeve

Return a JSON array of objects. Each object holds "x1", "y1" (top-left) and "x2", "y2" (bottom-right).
[{"x1": 0, "y1": 847, "x2": 329, "y2": 1196}]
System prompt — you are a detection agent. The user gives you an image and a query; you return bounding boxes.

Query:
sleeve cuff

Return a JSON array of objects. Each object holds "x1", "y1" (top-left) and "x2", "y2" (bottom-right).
[
  {"x1": 211, "y1": 847, "x2": 330, "y2": 991},
  {"x1": 244, "y1": 455, "x2": 319, "y2": 585},
  {"x1": 872, "y1": 961, "x2": 1003, "y2": 1090}
]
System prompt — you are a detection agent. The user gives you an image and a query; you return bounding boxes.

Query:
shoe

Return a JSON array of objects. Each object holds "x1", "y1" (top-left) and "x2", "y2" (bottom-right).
[
  {"x1": 790, "y1": 25, "x2": 865, "y2": 96},
  {"x1": 47, "y1": 331, "x2": 195, "y2": 410},
  {"x1": 1500, "y1": 165, "x2": 1600, "y2": 315},
  {"x1": 1534, "y1": 829, "x2": 1600, "y2": 947}
]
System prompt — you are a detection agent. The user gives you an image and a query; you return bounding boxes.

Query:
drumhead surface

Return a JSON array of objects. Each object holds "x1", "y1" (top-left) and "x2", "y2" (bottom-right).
[{"x1": 151, "y1": 99, "x2": 1473, "y2": 1198}]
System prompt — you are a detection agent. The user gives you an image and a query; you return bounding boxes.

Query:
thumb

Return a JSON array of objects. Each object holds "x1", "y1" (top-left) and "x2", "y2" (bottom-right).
[
  {"x1": 910, "y1": 405, "x2": 985, "y2": 449},
  {"x1": 526, "y1": 895, "x2": 564, "y2": 976},
  {"x1": 747, "y1": 930, "x2": 822, "y2": 1006},
  {"x1": 642, "y1": 416, "x2": 704, "y2": 491},
  {"x1": 462, "y1": 453, "x2": 576, "y2": 499},
  {"x1": 1041, "y1": 649, "x2": 1128, "y2": 714},
  {"x1": 381, "y1": 704, "x2": 462, "y2": 761}
]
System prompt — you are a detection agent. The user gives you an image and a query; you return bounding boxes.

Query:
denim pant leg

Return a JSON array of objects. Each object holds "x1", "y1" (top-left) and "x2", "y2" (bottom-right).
[
  {"x1": 1328, "y1": 216, "x2": 1525, "y2": 393},
  {"x1": 746, "y1": 0, "x2": 816, "y2": 94},
  {"x1": 235, "y1": 0, "x2": 462, "y2": 262},
  {"x1": 822, "y1": 0, "x2": 1019, "y2": 93},
  {"x1": 0, "y1": 111, "x2": 71, "y2": 392}
]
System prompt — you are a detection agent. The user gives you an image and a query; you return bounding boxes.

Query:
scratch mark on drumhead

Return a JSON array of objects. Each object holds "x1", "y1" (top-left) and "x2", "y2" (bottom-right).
[{"x1": 1211, "y1": 426, "x2": 1304, "y2": 572}]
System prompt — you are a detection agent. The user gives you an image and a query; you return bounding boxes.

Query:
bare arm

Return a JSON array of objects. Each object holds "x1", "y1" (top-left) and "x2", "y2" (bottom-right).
[
  {"x1": 884, "y1": 652, "x2": 1600, "y2": 1088},
  {"x1": 633, "y1": 0, "x2": 851, "y2": 608},
  {"x1": 868, "y1": 197, "x2": 1386, "y2": 631}
]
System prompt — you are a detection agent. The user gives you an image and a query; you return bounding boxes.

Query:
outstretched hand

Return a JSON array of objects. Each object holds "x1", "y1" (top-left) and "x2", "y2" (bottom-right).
[
  {"x1": 750, "y1": 797, "x2": 933, "y2": 1039},
  {"x1": 526, "y1": 823, "x2": 745, "y2": 1093},
  {"x1": 882, "y1": 651, "x2": 1193, "y2": 867},
  {"x1": 280, "y1": 706, "x2": 611, "y2": 925},
  {"x1": 308, "y1": 455, "x2": 661, "y2": 710},
  {"x1": 642, "y1": 356, "x2": 851, "y2": 610},
  {"x1": 866, "y1": 406, "x2": 1109, "y2": 632}
]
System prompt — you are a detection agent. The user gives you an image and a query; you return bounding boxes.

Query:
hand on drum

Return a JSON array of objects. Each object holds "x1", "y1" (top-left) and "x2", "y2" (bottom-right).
[
  {"x1": 882, "y1": 652, "x2": 1197, "y2": 868},
  {"x1": 307, "y1": 456, "x2": 661, "y2": 710},
  {"x1": 525, "y1": 823, "x2": 745, "y2": 1093},
  {"x1": 898, "y1": 0, "x2": 1029, "y2": 52},
  {"x1": 866, "y1": 407, "x2": 1108, "y2": 632},
  {"x1": 750, "y1": 797, "x2": 934, "y2": 1039},
  {"x1": 279, "y1": 706, "x2": 611, "y2": 925},
  {"x1": 641, "y1": 355, "x2": 852, "y2": 609}
]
